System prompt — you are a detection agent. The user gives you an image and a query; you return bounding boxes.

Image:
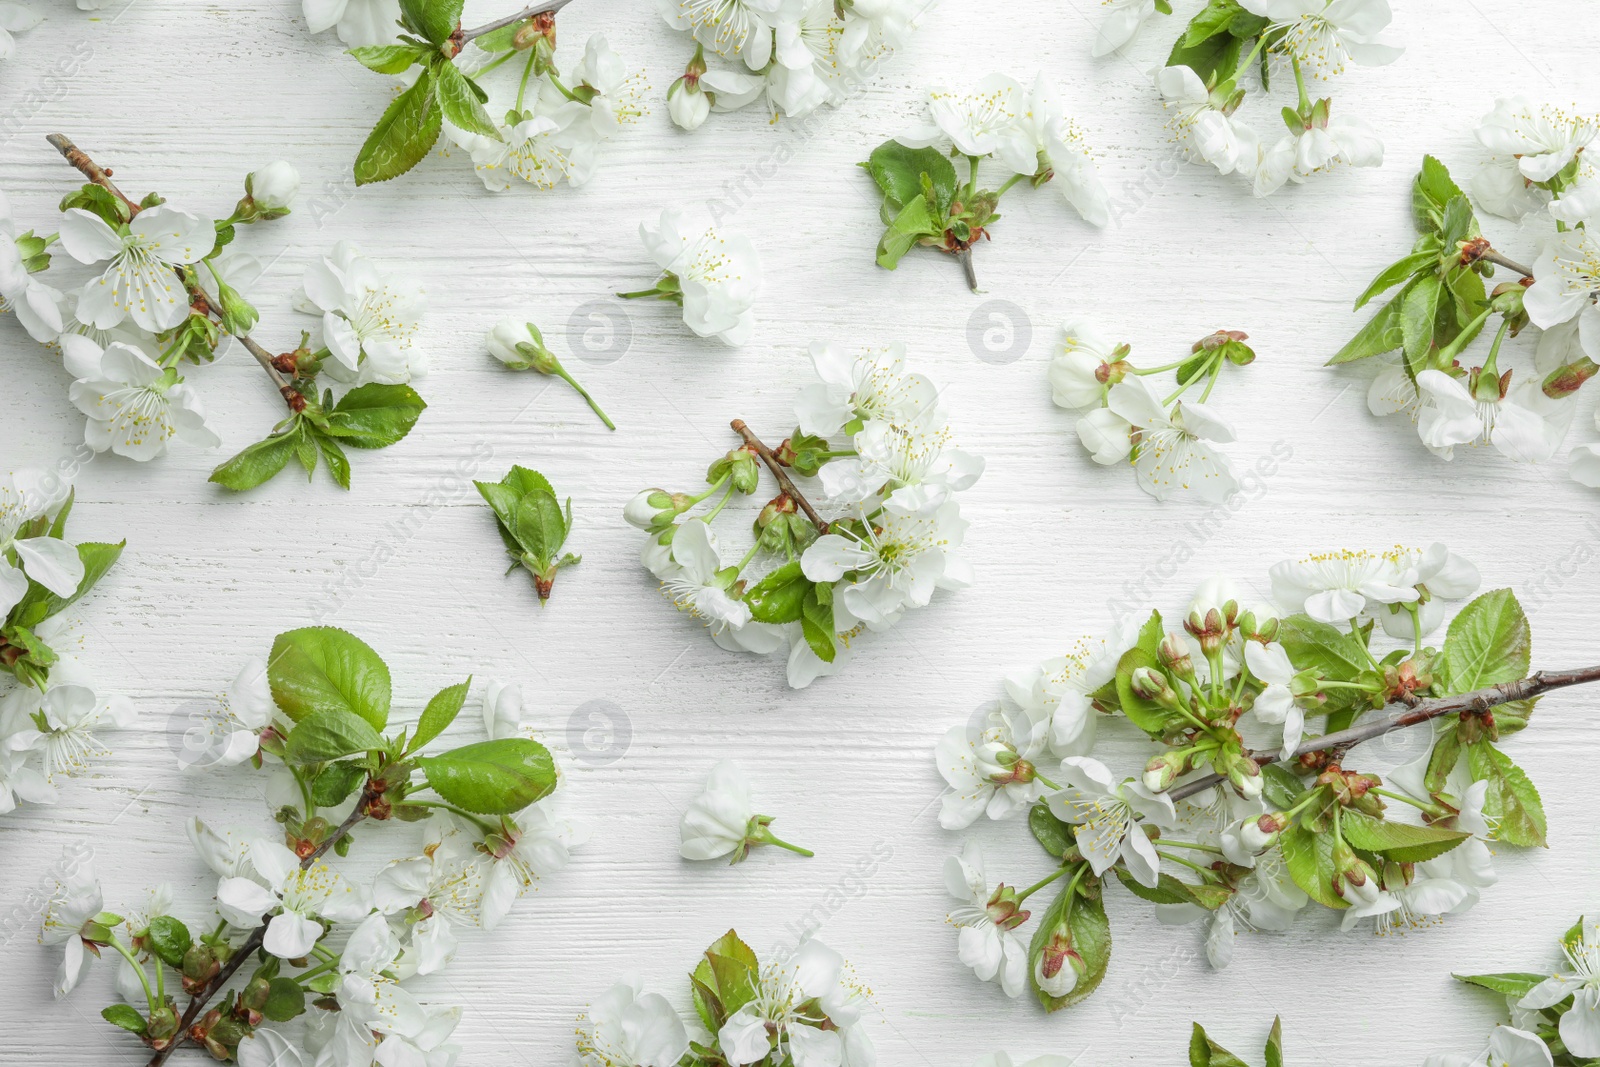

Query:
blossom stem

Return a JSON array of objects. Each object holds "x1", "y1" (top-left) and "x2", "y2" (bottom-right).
[
  {"x1": 702, "y1": 480, "x2": 737, "y2": 522},
  {"x1": 1370, "y1": 787, "x2": 1443, "y2": 814},
  {"x1": 108, "y1": 936, "x2": 159, "y2": 1013},
  {"x1": 1014, "y1": 862, "x2": 1073, "y2": 903},
  {"x1": 474, "y1": 49, "x2": 519, "y2": 79},
  {"x1": 142, "y1": 796, "x2": 373, "y2": 1067},
  {"x1": 403, "y1": 798, "x2": 499, "y2": 834},
  {"x1": 1156, "y1": 849, "x2": 1213, "y2": 875},
  {"x1": 1165, "y1": 664, "x2": 1600, "y2": 804},
  {"x1": 1316, "y1": 679, "x2": 1383, "y2": 692},
  {"x1": 957, "y1": 247, "x2": 978, "y2": 292},
  {"x1": 688, "y1": 473, "x2": 731, "y2": 506},
  {"x1": 1033, "y1": 772, "x2": 1061, "y2": 791},
  {"x1": 515, "y1": 50, "x2": 539, "y2": 113},
  {"x1": 616, "y1": 286, "x2": 669, "y2": 300},
  {"x1": 458, "y1": 0, "x2": 577, "y2": 43},
  {"x1": 550, "y1": 362, "x2": 616, "y2": 430},
  {"x1": 995, "y1": 172, "x2": 1026, "y2": 198},
  {"x1": 291, "y1": 957, "x2": 340, "y2": 985},
  {"x1": 754, "y1": 827, "x2": 814, "y2": 857},
  {"x1": 1131, "y1": 357, "x2": 1193, "y2": 375},
  {"x1": 963, "y1": 154, "x2": 981, "y2": 199},
  {"x1": 1480, "y1": 247, "x2": 1533, "y2": 277},
  {"x1": 1480, "y1": 316, "x2": 1513, "y2": 380},
  {"x1": 1291, "y1": 57, "x2": 1310, "y2": 114},
  {"x1": 1406, "y1": 604, "x2": 1423, "y2": 656},
  {"x1": 1160, "y1": 839, "x2": 1224, "y2": 853},
  {"x1": 730, "y1": 419, "x2": 830, "y2": 534}
]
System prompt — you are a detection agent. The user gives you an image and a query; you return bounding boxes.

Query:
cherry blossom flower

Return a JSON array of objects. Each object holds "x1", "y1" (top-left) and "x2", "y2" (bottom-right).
[
  {"x1": 13, "y1": 682, "x2": 134, "y2": 784},
  {"x1": 574, "y1": 980, "x2": 691, "y2": 1067},
  {"x1": 795, "y1": 341, "x2": 939, "y2": 437},
  {"x1": 1154, "y1": 65, "x2": 1256, "y2": 176},
  {"x1": 636, "y1": 208, "x2": 761, "y2": 345},
  {"x1": 898, "y1": 73, "x2": 1026, "y2": 158},
  {"x1": 216, "y1": 839, "x2": 370, "y2": 958},
  {"x1": 995, "y1": 74, "x2": 1110, "y2": 226},
  {"x1": 1107, "y1": 375, "x2": 1239, "y2": 503},
  {"x1": 717, "y1": 940, "x2": 872, "y2": 1067},
  {"x1": 0, "y1": 468, "x2": 81, "y2": 615},
  {"x1": 1414, "y1": 368, "x2": 1576, "y2": 462},
  {"x1": 1093, "y1": 0, "x2": 1158, "y2": 56},
  {"x1": 944, "y1": 843, "x2": 1030, "y2": 997},
  {"x1": 1476, "y1": 96, "x2": 1597, "y2": 184},
  {"x1": 1524, "y1": 229, "x2": 1600, "y2": 361},
  {"x1": 1425, "y1": 1026, "x2": 1553, "y2": 1067},
  {"x1": 0, "y1": 188, "x2": 63, "y2": 342},
  {"x1": 58, "y1": 204, "x2": 215, "y2": 332},
  {"x1": 1253, "y1": 108, "x2": 1383, "y2": 197},
  {"x1": 840, "y1": 0, "x2": 925, "y2": 72},
  {"x1": 936, "y1": 703, "x2": 1052, "y2": 829},
  {"x1": 68, "y1": 341, "x2": 220, "y2": 461},
  {"x1": 302, "y1": 0, "x2": 401, "y2": 47},
  {"x1": 1240, "y1": 0, "x2": 1402, "y2": 77},
  {"x1": 1050, "y1": 321, "x2": 1123, "y2": 409},
  {"x1": 39, "y1": 860, "x2": 104, "y2": 998},
  {"x1": 1076, "y1": 406, "x2": 1134, "y2": 465},
  {"x1": 1518, "y1": 921, "x2": 1600, "y2": 1056},
  {"x1": 294, "y1": 241, "x2": 426, "y2": 384},
  {"x1": 1243, "y1": 641, "x2": 1304, "y2": 760},
  {"x1": 767, "y1": 0, "x2": 843, "y2": 118},
  {"x1": 1269, "y1": 548, "x2": 1417, "y2": 623},
  {"x1": 1046, "y1": 756, "x2": 1176, "y2": 887},
  {"x1": 474, "y1": 805, "x2": 585, "y2": 929},
  {"x1": 372, "y1": 830, "x2": 484, "y2": 975},
  {"x1": 802, "y1": 501, "x2": 969, "y2": 629},
  {"x1": 177, "y1": 657, "x2": 274, "y2": 770}
]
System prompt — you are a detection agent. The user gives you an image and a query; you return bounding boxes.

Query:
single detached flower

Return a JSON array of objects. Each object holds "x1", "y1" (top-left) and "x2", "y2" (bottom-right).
[
  {"x1": 1518, "y1": 920, "x2": 1600, "y2": 1057},
  {"x1": 624, "y1": 208, "x2": 760, "y2": 346},
  {"x1": 1240, "y1": 0, "x2": 1402, "y2": 78},
  {"x1": 1107, "y1": 375, "x2": 1239, "y2": 503},
  {"x1": 573, "y1": 979, "x2": 690, "y2": 1067},
  {"x1": 795, "y1": 341, "x2": 938, "y2": 438},
  {"x1": 486, "y1": 317, "x2": 614, "y2": 430},
  {"x1": 68, "y1": 340, "x2": 220, "y2": 461},
  {"x1": 58, "y1": 204, "x2": 216, "y2": 332},
  {"x1": 943, "y1": 842, "x2": 1030, "y2": 998},
  {"x1": 679, "y1": 760, "x2": 811, "y2": 863}
]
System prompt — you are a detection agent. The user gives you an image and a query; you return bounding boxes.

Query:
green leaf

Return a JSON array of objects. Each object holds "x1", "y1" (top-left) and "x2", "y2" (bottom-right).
[
  {"x1": 284, "y1": 708, "x2": 388, "y2": 764},
  {"x1": 311, "y1": 760, "x2": 368, "y2": 806},
  {"x1": 1275, "y1": 613, "x2": 1371, "y2": 718},
  {"x1": 1438, "y1": 195, "x2": 1476, "y2": 251},
  {"x1": 1413, "y1": 154, "x2": 1464, "y2": 231},
  {"x1": 1280, "y1": 823, "x2": 1346, "y2": 909},
  {"x1": 1030, "y1": 880, "x2": 1111, "y2": 1012},
  {"x1": 472, "y1": 18, "x2": 528, "y2": 52},
  {"x1": 745, "y1": 562, "x2": 811, "y2": 624},
  {"x1": 1029, "y1": 801, "x2": 1076, "y2": 858},
  {"x1": 1467, "y1": 741, "x2": 1547, "y2": 847},
  {"x1": 691, "y1": 930, "x2": 760, "y2": 1033},
  {"x1": 1401, "y1": 272, "x2": 1443, "y2": 377},
  {"x1": 500, "y1": 465, "x2": 554, "y2": 497},
  {"x1": 512, "y1": 490, "x2": 568, "y2": 562},
  {"x1": 101, "y1": 1004, "x2": 147, "y2": 1035},
  {"x1": 1114, "y1": 868, "x2": 1233, "y2": 910},
  {"x1": 399, "y1": 0, "x2": 462, "y2": 44},
  {"x1": 146, "y1": 915, "x2": 191, "y2": 968},
  {"x1": 349, "y1": 43, "x2": 429, "y2": 74},
  {"x1": 1436, "y1": 589, "x2": 1530, "y2": 695},
  {"x1": 268, "y1": 626, "x2": 393, "y2": 729},
  {"x1": 418, "y1": 737, "x2": 557, "y2": 815},
  {"x1": 433, "y1": 60, "x2": 500, "y2": 140},
  {"x1": 1262, "y1": 763, "x2": 1305, "y2": 810},
  {"x1": 1166, "y1": 36, "x2": 1242, "y2": 88},
  {"x1": 1453, "y1": 972, "x2": 1548, "y2": 998},
  {"x1": 412, "y1": 678, "x2": 471, "y2": 752},
  {"x1": 1425, "y1": 726, "x2": 1464, "y2": 793},
  {"x1": 209, "y1": 429, "x2": 298, "y2": 490},
  {"x1": 313, "y1": 429, "x2": 352, "y2": 489},
  {"x1": 12, "y1": 539, "x2": 125, "y2": 624},
  {"x1": 293, "y1": 420, "x2": 318, "y2": 476},
  {"x1": 1189, "y1": 1022, "x2": 1250, "y2": 1067},
  {"x1": 474, "y1": 479, "x2": 521, "y2": 535},
  {"x1": 799, "y1": 583, "x2": 836, "y2": 663},
  {"x1": 864, "y1": 141, "x2": 957, "y2": 213},
  {"x1": 876, "y1": 196, "x2": 939, "y2": 270},
  {"x1": 354, "y1": 70, "x2": 442, "y2": 185},
  {"x1": 1354, "y1": 249, "x2": 1437, "y2": 310},
  {"x1": 324, "y1": 384, "x2": 426, "y2": 448},
  {"x1": 1339, "y1": 809, "x2": 1468, "y2": 863},
  {"x1": 264, "y1": 977, "x2": 306, "y2": 1022},
  {"x1": 1330, "y1": 281, "x2": 1410, "y2": 363},
  {"x1": 1264, "y1": 1017, "x2": 1284, "y2": 1067}
]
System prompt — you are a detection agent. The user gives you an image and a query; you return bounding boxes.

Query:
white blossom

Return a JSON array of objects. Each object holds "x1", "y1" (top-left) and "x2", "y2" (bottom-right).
[
  {"x1": 294, "y1": 241, "x2": 427, "y2": 384},
  {"x1": 58, "y1": 205, "x2": 215, "y2": 332},
  {"x1": 944, "y1": 843, "x2": 1030, "y2": 998},
  {"x1": 1046, "y1": 756, "x2": 1176, "y2": 887},
  {"x1": 574, "y1": 979, "x2": 690, "y2": 1067},
  {"x1": 302, "y1": 0, "x2": 401, "y2": 47},
  {"x1": 638, "y1": 208, "x2": 760, "y2": 345},
  {"x1": 68, "y1": 340, "x2": 220, "y2": 461}
]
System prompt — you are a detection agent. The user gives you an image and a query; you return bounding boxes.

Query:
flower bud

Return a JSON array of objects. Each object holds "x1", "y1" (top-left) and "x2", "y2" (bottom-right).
[
  {"x1": 1542, "y1": 356, "x2": 1598, "y2": 399},
  {"x1": 625, "y1": 489, "x2": 677, "y2": 530},
  {"x1": 1130, "y1": 666, "x2": 1173, "y2": 703},
  {"x1": 1142, "y1": 749, "x2": 1187, "y2": 793},
  {"x1": 1332, "y1": 846, "x2": 1382, "y2": 905},
  {"x1": 486, "y1": 318, "x2": 555, "y2": 371},
  {"x1": 1241, "y1": 811, "x2": 1287, "y2": 852},
  {"x1": 1034, "y1": 929, "x2": 1083, "y2": 997},
  {"x1": 984, "y1": 884, "x2": 1030, "y2": 931},
  {"x1": 707, "y1": 448, "x2": 761, "y2": 494},
  {"x1": 246, "y1": 161, "x2": 299, "y2": 214},
  {"x1": 1157, "y1": 632, "x2": 1195, "y2": 682},
  {"x1": 668, "y1": 75, "x2": 711, "y2": 131},
  {"x1": 1226, "y1": 753, "x2": 1262, "y2": 799}
]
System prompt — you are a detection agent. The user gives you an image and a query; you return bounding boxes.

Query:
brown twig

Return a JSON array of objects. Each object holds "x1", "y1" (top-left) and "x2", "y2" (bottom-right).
[
  {"x1": 143, "y1": 800, "x2": 373, "y2": 1066},
  {"x1": 46, "y1": 134, "x2": 297, "y2": 403},
  {"x1": 956, "y1": 247, "x2": 977, "y2": 292},
  {"x1": 1166, "y1": 665, "x2": 1600, "y2": 803},
  {"x1": 1483, "y1": 247, "x2": 1534, "y2": 278},
  {"x1": 730, "y1": 419, "x2": 829, "y2": 534}
]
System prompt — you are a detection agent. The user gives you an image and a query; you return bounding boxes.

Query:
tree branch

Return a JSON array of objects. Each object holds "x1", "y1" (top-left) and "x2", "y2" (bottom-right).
[
  {"x1": 46, "y1": 134, "x2": 297, "y2": 405},
  {"x1": 730, "y1": 420, "x2": 829, "y2": 534},
  {"x1": 144, "y1": 800, "x2": 372, "y2": 1066},
  {"x1": 1483, "y1": 248, "x2": 1533, "y2": 278},
  {"x1": 1166, "y1": 665, "x2": 1600, "y2": 803},
  {"x1": 459, "y1": 0, "x2": 577, "y2": 41}
]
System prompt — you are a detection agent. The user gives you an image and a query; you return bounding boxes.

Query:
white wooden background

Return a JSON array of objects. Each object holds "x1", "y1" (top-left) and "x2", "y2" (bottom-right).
[{"x1": 2, "y1": 1, "x2": 1598, "y2": 1063}]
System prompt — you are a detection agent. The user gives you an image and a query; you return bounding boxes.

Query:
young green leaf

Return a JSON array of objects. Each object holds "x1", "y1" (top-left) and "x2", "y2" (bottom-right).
[
  {"x1": 1453, "y1": 972, "x2": 1548, "y2": 998},
  {"x1": 355, "y1": 70, "x2": 443, "y2": 185},
  {"x1": 311, "y1": 760, "x2": 369, "y2": 806},
  {"x1": 1329, "y1": 281, "x2": 1409, "y2": 364},
  {"x1": 348, "y1": 43, "x2": 430, "y2": 74},
  {"x1": 411, "y1": 678, "x2": 471, "y2": 752},
  {"x1": 690, "y1": 930, "x2": 760, "y2": 1033},
  {"x1": 1353, "y1": 250, "x2": 1437, "y2": 310},
  {"x1": 433, "y1": 61, "x2": 500, "y2": 140},
  {"x1": 1400, "y1": 272, "x2": 1443, "y2": 376},
  {"x1": 101, "y1": 1004, "x2": 148, "y2": 1035},
  {"x1": 799, "y1": 582, "x2": 836, "y2": 663},
  {"x1": 417, "y1": 737, "x2": 557, "y2": 814},
  {"x1": 314, "y1": 430, "x2": 353, "y2": 489},
  {"x1": 1280, "y1": 823, "x2": 1347, "y2": 909},
  {"x1": 399, "y1": 0, "x2": 463, "y2": 44},
  {"x1": 284, "y1": 708, "x2": 388, "y2": 764},
  {"x1": 1189, "y1": 1022, "x2": 1251, "y2": 1067},
  {"x1": 1263, "y1": 1016, "x2": 1283, "y2": 1067},
  {"x1": 745, "y1": 562, "x2": 811, "y2": 624},
  {"x1": 268, "y1": 626, "x2": 393, "y2": 729},
  {"x1": 863, "y1": 141, "x2": 957, "y2": 213},
  {"x1": 1029, "y1": 878, "x2": 1112, "y2": 1012},
  {"x1": 1436, "y1": 589, "x2": 1530, "y2": 695},
  {"x1": 209, "y1": 429, "x2": 299, "y2": 491},
  {"x1": 876, "y1": 197, "x2": 940, "y2": 270},
  {"x1": 1338, "y1": 809, "x2": 1469, "y2": 863},
  {"x1": 146, "y1": 915, "x2": 191, "y2": 968},
  {"x1": 324, "y1": 383, "x2": 426, "y2": 448},
  {"x1": 264, "y1": 977, "x2": 307, "y2": 1022},
  {"x1": 1467, "y1": 741, "x2": 1547, "y2": 847}
]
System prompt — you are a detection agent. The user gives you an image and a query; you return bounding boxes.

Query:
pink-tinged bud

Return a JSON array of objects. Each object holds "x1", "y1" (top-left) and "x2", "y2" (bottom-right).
[
  {"x1": 1193, "y1": 329, "x2": 1249, "y2": 353},
  {"x1": 1130, "y1": 666, "x2": 1173, "y2": 702},
  {"x1": 985, "y1": 885, "x2": 1031, "y2": 931},
  {"x1": 1143, "y1": 749, "x2": 1187, "y2": 793},
  {"x1": 1543, "y1": 357, "x2": 1598, "y2": 399},
  {"x1": 1034, "y1": 929, "x2": 1084, "y2": 997},
  {"x1": 1241, "y1": 812, "x2": 1287, "y2": 852},
  {"x1": 1157, "y1": 632, "x2": 1194, "y2": 679}
]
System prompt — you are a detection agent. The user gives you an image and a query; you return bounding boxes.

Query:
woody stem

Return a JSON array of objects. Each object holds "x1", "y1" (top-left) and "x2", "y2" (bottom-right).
[
  {"x1": 729, "y1": 419, "x2": 829, "y2": 533},
  {"x1": 1166, "y1": 665, "x2": 1600, "y2": 803},
  {"x1": 459, "y1": 0, "x2": 577, "y2": 41}
]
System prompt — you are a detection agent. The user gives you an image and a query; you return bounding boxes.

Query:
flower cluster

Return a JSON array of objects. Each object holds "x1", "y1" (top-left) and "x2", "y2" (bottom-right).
[
  {"x1": 574, "y1": 929, "x2": 873, "y2": 1067},
  {"x1": 660, "y1": 0, "x2": 929, "y2": 131},
  {"x1": 1104, "y1": 0, "x2": 1398, "y2": 196},
  {"x1": 627, "y1": 341, "x2": 982, "y2": 687},
  {"x1": 3, "y1": 139, "x2": 430, "y2": 492},
  {"x1": 336, "y1": 2, "x2": 642, "y2": 189},
  {"x1": 1050, "y1": 325, "x2": 1255, "y2": 503},
  {"x1": 936, "y1": 548, "x2": 1568, "y2": 1011},
  {"x1": 0, "y1": 474, "x2": 127, "y2": 815},
  {"x1": 1449, "y1": 918, "x2": 1600, "y2": 1066},
  {"x1": 1337, "y1": 102, "x2": 1600, "y2": 485},
  {"x1": 48, "y1": 626, "x2": 582, "y2": 1063},
  {"x1": 863, "y1": 73, "x2": 1110, "y2": 290},
  {"x1": 619, "y1": 207, "x2": 762, "y2": 347}
]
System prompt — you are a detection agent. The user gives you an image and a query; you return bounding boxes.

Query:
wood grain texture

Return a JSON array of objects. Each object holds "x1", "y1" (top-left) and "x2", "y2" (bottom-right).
[{"x1": 1, "y1": 0, "x2": 1598, "y2": 1063}]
